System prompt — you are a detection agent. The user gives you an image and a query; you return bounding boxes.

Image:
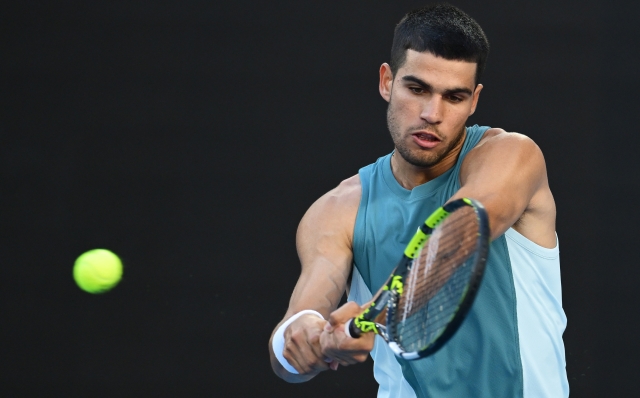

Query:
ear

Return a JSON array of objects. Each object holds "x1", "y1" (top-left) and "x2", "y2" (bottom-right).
[
  {"x1": 469, "y1": 84, "x2": 483, "y2": 116},
  {"x1": 379, "y1": 63, "x2": 393, "y2": 103}
]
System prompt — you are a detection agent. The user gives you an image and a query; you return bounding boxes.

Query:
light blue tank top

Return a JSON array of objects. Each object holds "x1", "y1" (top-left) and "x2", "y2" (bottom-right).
[{"x1": 351, "y1": 125, "x2": 568, "y2": 397}]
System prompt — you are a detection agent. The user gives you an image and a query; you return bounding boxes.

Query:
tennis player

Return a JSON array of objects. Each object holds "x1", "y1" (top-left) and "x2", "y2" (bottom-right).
[{"x1": 269, "y1": 4, "x2": 568, "y2": 397}]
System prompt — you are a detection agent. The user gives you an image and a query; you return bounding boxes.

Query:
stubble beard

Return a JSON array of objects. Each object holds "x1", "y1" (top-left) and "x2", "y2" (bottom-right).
[{"x1": 387, "y1": 101, "x2": 465, "y2": 168}]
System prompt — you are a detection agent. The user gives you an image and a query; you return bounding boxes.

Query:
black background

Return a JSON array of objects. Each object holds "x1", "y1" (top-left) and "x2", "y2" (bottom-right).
[{"x1": 3, "y1": 0, "x2": 640, "y2": 396}]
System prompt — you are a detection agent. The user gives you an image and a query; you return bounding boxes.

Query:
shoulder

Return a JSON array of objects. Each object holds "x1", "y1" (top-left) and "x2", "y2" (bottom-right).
[
  {"x1": 297, "y1": 175, "x2": 362, "y2": 244},
  {"x1": 464, "y1": 128, "x2": 546, "y2": 170},
  {"x1": 312, "y1": 175, "x2": 361, "y2": 213},
  {"x1": 477, "y1": 128, "x2": 542, "y2": 153},
  {"x1": 476, "y1": 128, "x2": 541, "y2": 150}
]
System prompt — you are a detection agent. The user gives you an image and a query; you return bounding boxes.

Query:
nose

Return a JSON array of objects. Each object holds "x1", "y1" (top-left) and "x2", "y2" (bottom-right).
[{"x1": 420, "y1": 96, "x2": 443, "y2": 125}]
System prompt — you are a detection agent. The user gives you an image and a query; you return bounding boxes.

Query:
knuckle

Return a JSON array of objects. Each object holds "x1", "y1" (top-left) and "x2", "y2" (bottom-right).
[
  {"x1": 282, "y1": 346, "x2": 295, "y2": 362},
  {"x1": 323, "y1": 348, "x2": 337, "y2": 360},
  {"x1": 308, "y1": 332, "x2": 321, "y2": 344},
  {"x1": 355, "y1": 354, "x2": 368, "y2": 363},
  {"x1": 310, "y1": 359, "x2": 328, "y2": 372},
  {"x1": 289, "y1": 328, "x2": 304, "y2": 343},
  {"x1": 337, "y1": 338, "x2": 353, "y2": 351}
]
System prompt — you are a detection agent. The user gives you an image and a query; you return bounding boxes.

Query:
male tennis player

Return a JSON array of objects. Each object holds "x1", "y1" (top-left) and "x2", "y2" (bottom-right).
[{"x1": 269, "y1": 4, "x2": 568, "y2": 397}]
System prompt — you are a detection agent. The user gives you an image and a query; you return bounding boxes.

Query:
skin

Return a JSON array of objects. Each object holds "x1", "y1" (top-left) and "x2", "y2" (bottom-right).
[{"x1": 269, "y1": 49, "x2": 556, "y2": 382}]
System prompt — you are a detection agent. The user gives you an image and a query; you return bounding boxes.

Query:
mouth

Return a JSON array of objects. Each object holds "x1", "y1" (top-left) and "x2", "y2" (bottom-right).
[{"x1": 411, "y1": 131, "x2": 441, "y2": 149}]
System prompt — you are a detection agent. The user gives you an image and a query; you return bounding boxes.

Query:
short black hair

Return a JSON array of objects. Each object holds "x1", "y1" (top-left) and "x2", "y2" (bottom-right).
[{"x1": 390, "y1": 3, "x2": 490, "y2": 84}]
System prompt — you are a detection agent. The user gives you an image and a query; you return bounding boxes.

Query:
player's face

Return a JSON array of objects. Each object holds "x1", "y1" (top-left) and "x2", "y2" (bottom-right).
[{"x1": 380, "y1": 50, "x2": 483, "y2": 168}]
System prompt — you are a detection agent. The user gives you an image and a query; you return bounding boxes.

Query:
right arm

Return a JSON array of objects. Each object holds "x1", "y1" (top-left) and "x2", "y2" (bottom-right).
[{"x1": 268, "y1": 175, "x2": 361, "y2": 382}]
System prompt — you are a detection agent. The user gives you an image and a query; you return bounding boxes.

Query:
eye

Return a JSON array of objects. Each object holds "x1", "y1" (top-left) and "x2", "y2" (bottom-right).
[
  {"x1": 447, "y1": 95, "x2": 463, "y2": 103},
  {"x1": 409, "y1": 87, "x2": 424, "y2": 94}
]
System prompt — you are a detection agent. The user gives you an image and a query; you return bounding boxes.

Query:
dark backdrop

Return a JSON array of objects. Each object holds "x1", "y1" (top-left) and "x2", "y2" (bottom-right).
[{"x1": 3, "y1": 0, "x2": 639, "y2": 396}]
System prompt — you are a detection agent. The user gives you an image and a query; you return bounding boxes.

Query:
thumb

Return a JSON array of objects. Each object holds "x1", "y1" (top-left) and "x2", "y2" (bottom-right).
[{"x1": 327, "y1": 301, "x2": 364, "y2": 329}]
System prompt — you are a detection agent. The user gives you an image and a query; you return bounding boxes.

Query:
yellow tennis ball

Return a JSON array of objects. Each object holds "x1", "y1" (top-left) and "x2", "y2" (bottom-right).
[{"x1": 73, "y1": 249, "x2": 123, "y2": 294}]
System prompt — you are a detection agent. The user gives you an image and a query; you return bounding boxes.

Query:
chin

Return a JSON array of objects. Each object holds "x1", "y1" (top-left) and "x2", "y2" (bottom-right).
[{"x1": 400, "y1": 149, "x2": 441, "y2": 168}]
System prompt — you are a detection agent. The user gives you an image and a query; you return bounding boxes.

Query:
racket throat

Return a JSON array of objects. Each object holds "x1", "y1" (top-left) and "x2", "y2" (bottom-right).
[
  {"x1": 350, "y1": 290, "x2": 393, "y2": 337},
  {"x1": 377, "y1": 324, "x2": 389, "y2": 340},
  {"x1": 356, "y1": 289, "x2": 391, "y2": 328}
]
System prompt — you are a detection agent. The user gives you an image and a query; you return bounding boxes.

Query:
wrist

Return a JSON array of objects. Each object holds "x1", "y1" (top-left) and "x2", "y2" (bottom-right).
[{"x1": 272, "y1": 309, "x2": 324, "y2": 374}]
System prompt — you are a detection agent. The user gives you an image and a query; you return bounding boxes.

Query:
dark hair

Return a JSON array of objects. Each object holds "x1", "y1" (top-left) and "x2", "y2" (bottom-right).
[{"x1": 390, "y1": 3, "x2": 490, "y2": 84}]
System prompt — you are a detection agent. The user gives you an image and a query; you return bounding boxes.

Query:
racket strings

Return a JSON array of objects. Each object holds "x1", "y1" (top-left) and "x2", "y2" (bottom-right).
[
  {"x1": 403, "y1": 228, "x2": 477, "y2": 315},
  {"x1": 397, "y1": 267, "x2": 472, "y2": 350},
  {"x1": 402, "y1": 207, "x2": 478, "y2": 314},
  {"x1": 392, "y1": 206, "x2": 480, "y2": 352},
  {"x1": 396, "y1": 259, "x2": 476, "y2": 350}
]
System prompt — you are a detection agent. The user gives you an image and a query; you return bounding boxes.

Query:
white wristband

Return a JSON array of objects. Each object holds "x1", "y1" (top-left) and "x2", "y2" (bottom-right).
[{"x1": 272, "y1": 309, "x2": 324, "y2": 374}]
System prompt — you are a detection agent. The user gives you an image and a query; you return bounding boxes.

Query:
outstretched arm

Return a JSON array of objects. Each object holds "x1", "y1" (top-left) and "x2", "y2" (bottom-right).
[
  {"x1": 452, "y1": 128, "x2": 556, "y2": 246},
  {"x1": 268, "y1": 175, "x2": 366, "y2": 382},
  {"x1": 317, "y1": 130, "x2": 557, "y2": 368}
]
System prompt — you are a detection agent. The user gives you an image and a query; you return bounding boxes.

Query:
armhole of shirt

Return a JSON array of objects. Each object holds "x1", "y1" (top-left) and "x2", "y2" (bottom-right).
[
  {"x1": 352, "y1": 164, "x2": 371, "y2": 285},
  {"x1": 505, "y1": 228, "x2": 559, "y2": 260},
  {"x1": 454, "y1": 125, "x2": 491, "y2": 187}
]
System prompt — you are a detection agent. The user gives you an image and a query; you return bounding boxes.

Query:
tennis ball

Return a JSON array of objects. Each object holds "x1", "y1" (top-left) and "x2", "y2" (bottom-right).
[{"x1": 73, "y1": 249, "x2": 123, "y2": 294}]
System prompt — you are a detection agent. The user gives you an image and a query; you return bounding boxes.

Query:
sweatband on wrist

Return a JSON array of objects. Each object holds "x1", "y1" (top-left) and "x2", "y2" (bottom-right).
[{"x1": 272, "y1": 309, "x2": 324, "y2": 374}]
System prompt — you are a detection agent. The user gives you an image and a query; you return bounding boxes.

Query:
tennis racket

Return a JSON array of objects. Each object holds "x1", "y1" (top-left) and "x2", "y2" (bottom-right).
[{"x1": 345, "y1": 197, "x2": 490, "y2": 360}]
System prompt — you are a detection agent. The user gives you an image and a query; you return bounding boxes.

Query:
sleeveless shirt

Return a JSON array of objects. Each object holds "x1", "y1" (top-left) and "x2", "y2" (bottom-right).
[{"x1": 348, "y1": 125, "x2": 568, "y2": 397}]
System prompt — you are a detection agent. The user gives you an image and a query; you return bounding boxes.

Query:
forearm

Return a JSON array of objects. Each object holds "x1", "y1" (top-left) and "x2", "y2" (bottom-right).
[{"x1": 287, "y1": 263, "x2": 349, "y2": 317}]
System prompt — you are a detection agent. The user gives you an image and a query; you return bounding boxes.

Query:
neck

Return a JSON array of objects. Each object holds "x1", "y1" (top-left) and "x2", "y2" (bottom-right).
[{"x1": 390, "y1": 128, "x2": 466, "y2": 190}]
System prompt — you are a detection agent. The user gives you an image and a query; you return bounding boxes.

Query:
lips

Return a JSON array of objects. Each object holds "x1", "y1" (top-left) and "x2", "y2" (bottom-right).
[{"x1": 411, "y1": 132, "x2": 441, "y2": 149}]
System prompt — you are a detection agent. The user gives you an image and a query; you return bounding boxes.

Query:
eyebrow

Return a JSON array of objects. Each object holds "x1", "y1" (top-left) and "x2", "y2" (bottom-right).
[{"x1": 401, "y1": 75, "x2": 473, "y2": 96}]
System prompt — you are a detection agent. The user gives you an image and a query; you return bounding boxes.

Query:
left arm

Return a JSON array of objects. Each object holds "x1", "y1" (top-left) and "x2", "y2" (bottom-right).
[{"x1": 451, "y1": 128, "x2": 556, "y2": 246}]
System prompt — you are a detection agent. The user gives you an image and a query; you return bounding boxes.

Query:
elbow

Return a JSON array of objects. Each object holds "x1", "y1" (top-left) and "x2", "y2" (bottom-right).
[
  {"x1": 489, "y1": 215, "x2": 513, "y2": 240},
  {"x1": 487, "y1": 203, "x2": 524, "y2": 240}
]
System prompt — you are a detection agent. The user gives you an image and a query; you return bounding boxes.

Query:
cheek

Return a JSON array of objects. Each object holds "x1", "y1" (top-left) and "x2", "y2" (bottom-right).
[
  {"x1": 390, "y1": 93, "x2": 419, "y2": 118},
  {"x1": 396, "y1": 89, "x2": 419, "y2": 105},
  {"x1": 444, "y1": 105, "x2": 472, "y2": 126}
]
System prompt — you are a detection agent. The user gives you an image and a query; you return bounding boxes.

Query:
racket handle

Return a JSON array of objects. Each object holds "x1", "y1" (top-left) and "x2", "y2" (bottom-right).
[{"x1": 345, "y1": 318, "x2": 362, "y2": 339}]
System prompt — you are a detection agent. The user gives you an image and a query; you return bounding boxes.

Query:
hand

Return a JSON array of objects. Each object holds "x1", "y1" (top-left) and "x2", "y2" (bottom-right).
[
  {"x1": 320, "y1": 301, "x2": 376, "y2": 368},
  {"x1": 282, "y1": 313, "x2": 334, "y2": 375}
]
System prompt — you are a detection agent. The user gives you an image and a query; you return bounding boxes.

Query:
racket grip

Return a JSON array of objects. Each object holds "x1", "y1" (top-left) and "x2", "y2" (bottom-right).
[{"x1": 345, "y1": 318, "x2": 362, "y2": 339}]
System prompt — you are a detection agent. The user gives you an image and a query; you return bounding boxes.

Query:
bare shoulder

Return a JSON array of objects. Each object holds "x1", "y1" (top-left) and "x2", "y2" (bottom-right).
[
  {"x1": 334, "y1": 174, "x2": 362, "y2": 201},
  {"x1": 476, "y1": 128, "x2": 542, "y2": 153},
  {"x1": 305, "y1": 175, "x2": 361, "y2": 217},
  {"x1": 464, "y1": 128, "x2": 546, "y2": 173},
  {"x1": 297, "y1": 174, "x2": 362, "y2": 248}
]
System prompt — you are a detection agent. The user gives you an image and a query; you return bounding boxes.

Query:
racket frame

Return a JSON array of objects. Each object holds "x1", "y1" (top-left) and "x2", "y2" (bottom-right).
[{"x1": 346, "y1": 198, "x2": 490, "y2": 360}]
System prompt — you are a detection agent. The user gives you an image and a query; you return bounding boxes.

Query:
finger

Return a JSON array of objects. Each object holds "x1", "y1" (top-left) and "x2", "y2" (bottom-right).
[
  {"x1": 285, "y1": 340, "x2": 330, "y2": 374},
  {"x1": 330, "y1": 350, "x2": 371, "y2": 366},
  {"x1": 307, "y1": 336, "x2": 331, "y2": 371},
  {"x1": 322, "y1": 333, "x2": 376, "y2": 365},
  {"x1": 328, "y1": 301, "x2": 363, "y2": 328},
  {"x1": 320, "y1": 328, "x2": 371, "y2": 365},
  {"x1": 282, "y1": 348, "x2": 305, "y2": 374},
  {"x1": 322, "y1": 357, "x2": 340, "y2": 371},
  {"x1": 303, "y1": 339, "x2": 332, "y2": 373},
  {"x1": 285, "y1": 325, "x2": 330, "y2": 374}
]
